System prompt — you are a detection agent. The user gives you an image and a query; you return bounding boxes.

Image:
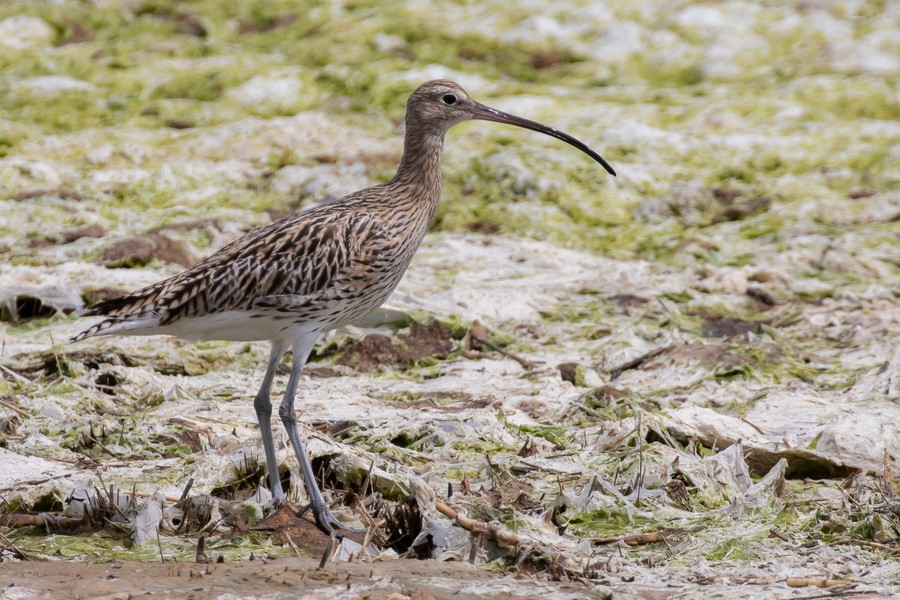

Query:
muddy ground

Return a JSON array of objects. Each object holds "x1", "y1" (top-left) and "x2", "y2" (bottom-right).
[{"x1": 2, "y1": 554, "x2": 619, "y2": 600}]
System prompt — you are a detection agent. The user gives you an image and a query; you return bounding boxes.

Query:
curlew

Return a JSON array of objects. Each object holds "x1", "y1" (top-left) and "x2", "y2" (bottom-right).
[{"x1": 72, "y1": 80, "x2": 616, "y2": 533}]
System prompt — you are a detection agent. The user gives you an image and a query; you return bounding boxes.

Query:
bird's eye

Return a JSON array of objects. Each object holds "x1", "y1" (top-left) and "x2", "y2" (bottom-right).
[{"x1": 441, "y1": 93, "x2": 458, "y2": 106}]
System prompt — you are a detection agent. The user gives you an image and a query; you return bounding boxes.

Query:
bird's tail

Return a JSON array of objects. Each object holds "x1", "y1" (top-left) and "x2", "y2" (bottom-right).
[
  {"x1": 71, "y1": 317, "x2": 121, "y2": 342},
  {"x1": 71, "y1": 310, "x2": 160, "y2": 342},
  {"x1": 71, "y1": 287, "x2": 164, "y2": 342}
]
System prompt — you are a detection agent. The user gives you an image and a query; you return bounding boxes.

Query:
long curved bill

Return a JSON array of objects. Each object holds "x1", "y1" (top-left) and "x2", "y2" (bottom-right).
[{"x1": 472, "y1": 102, "x2": 616, "y2": 176}]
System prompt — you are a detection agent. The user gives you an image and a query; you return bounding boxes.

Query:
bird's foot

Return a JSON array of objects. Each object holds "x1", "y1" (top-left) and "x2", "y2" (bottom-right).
[{"x1": 297, "y1": 501, "x2": 364, "y2": 534}]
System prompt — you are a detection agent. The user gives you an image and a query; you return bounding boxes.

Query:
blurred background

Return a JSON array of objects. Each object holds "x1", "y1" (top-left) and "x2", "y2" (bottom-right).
[{"x1": 1, "y1": 0, "x2": 896, "y2": 264}]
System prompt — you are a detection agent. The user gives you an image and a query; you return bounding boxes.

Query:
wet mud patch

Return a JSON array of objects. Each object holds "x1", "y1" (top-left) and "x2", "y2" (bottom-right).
[
  {"x1": 0, "y1": 554, "x2": 525, "y2": 600},
  {"x1": 103, "y1": 233, "x2": 196, "y2": 268},
  {"x1": 250, "y1": 503, "x2": 335, "y2": 555},
  {"x1": 697, "y1": 314, "x2": 770, "y2": 338},
  {"x1": 336, "y1": 320, "x2": 456, "y2": 373},
  {"x1": 61, "y1": 223, "x2": 106, "y2": 244},
  {"x1": 466, "y1": 219, "x2": 501, "y2": 234}
]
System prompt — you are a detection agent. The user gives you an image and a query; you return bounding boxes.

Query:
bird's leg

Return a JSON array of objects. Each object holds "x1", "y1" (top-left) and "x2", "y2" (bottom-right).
[
  {"x1": 254, "y1": 341, "x2": 289, "y2": 501},
  {"x1": 278, "y1": 335, "x2": 348, "y2": 534}
]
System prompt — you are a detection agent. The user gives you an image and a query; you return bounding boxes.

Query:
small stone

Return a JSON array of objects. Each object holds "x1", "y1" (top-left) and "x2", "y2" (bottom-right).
[
  {"x1": 558, "y1": 362, "x2": 579, "y2": 384},
  {"x1": 63, "y1": 224, "x2": 106, "y2": 244},
  {"x1": 103, "y1": 233, "x2": 195, "y2": 268},
  {"x1": 559, "y1": 363, "x2": 604, "y2": 387}
]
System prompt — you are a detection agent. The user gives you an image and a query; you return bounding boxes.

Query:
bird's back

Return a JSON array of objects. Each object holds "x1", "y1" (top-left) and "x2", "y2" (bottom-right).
[{"x1": 73, "y1": 185, "x2": 428, "y2": 343}]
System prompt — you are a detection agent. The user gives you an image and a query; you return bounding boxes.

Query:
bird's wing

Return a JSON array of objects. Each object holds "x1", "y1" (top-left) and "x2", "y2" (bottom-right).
[
  {"x1": 250, "y1": 218, "x2": 397, "y2": 311},
  {"x1": 78, "y1": 207, "x2": 390, "y2": 334}
]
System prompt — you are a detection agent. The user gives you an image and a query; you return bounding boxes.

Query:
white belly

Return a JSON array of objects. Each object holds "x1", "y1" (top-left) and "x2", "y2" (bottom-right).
[{"x1": 98, "y1": 310, "x2": 328, "y2": 343}]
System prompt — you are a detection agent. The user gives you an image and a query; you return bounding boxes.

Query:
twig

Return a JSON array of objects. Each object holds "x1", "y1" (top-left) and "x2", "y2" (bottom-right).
[
  {"x1": 0, "y1": 473, "x2": 74, "y2": 493},
  {"x1": 769, "y1": 528, "x2": 790, "y2": 542},
  {"x1": 574, "y1": 401, "x2": 606, "y2": 420},
  {"x1": 96, "y1": 476, "x2": 130, "y2": 524},
  {"x1": 156, "y1": 528, "x2": 165, "y2": 563},
  {"x1": 284, "y1": 533, "x2": 301, "y2": 557},
  {"x1": 0, "y1": 363, "x2": 32, "y2": 386},
  {"x1": 0, "y1": 530, "x2": 40, "y2": 561},
  {"x1": 0, "y1": 512, "x2": 90, "y2": 533},
  {"x1": 195, "y1": 536, "x2": 210, "y2": 563},
  {"x1": 351, "y1": 526, "x2": 373, "y2": 563},
  {"x1": 485, "y1": 453, "x2": 497, "y2": 488},
  {"x1": 789, "y1": 588, "x2": 867, "y2": 600},
  {"x1": 827, "y1": 539, "x2": 900, "y2": 553},
  {"x1": 788, "y1": 578, "x2": 851, "y2": 588},
  {"x1": 318, "y1": 532, "x2": 339, "y2": 568},
  {"x1": 361, "y1": 461, "x2": 376, "y2": 499},
  {"x1": 591, "y1": 532, "x2": 666, "y2": 546},
  {"x1": 468, "y1": 334, "x2": 536, "y2": 370},
  {"x1": 178, "y1": 478, "x2": 195, "y2": 504},
  {"x1": 468, "y1": 535, "x2": 480, "y2": 564},
  {"x1": 739, "y1": 417, "x2": 766, "y2": 435},
  {"x1": 434, "y1": 500, "x2": 519, "y2": 546},
  {"x1": 0, "y1": 398, "x2": 30, "y2": 417},
  {"x1": 48, "y1": 332, "x2": 61, "y2": 376},
  {"x1": 695, "y1": 575, "x2": 850, "y2": 587},
  {"x1": 636, "y1": 412, "x2": 644, "y2": 507},
  {"x1": 608, "y1": 346, "x2": 668, "y2": 381}
]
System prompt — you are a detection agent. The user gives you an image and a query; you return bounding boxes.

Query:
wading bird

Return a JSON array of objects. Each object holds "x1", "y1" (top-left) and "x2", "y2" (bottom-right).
[{"x1": 73, "y1": 80, "x2": 615, "y2": 533}]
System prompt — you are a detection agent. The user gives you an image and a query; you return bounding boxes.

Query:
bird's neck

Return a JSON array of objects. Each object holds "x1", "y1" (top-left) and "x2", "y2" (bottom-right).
[{"x1": 390, "y1": 125, "x2": 446, "y2": 207}]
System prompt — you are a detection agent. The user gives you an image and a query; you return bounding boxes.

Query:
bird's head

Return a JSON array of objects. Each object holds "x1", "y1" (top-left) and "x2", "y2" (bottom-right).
[
  {"x1": 405, "y1": 80, "x2": 477, "y2": 128},
  {"x1": 405, "y1": 79, "x2": 616, "y2": 176}
]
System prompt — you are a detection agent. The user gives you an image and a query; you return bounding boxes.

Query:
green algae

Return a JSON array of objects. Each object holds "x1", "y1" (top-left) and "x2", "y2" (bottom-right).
[
  {"x1": 513, "y1": 424, "x2": 572, "y2": 447},
  {"x1": 565, "y1": 508, "x2": 659, "y2": 538},
  {"x1": 704, "y1": 538, "x2": 759, "y2": 561},
  {"x1": 2, "y1": 0, "x2": 895, "y2": 263}
]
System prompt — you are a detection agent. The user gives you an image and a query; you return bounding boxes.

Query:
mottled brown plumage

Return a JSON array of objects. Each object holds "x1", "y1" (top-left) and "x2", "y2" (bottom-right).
[{"x1": 73, "y1": 80, "x2": 615, "y2": 533}]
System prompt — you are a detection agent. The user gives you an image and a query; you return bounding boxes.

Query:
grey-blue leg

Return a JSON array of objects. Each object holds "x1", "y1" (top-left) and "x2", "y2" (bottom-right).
[
  {"x1": 278, "y1": 334, "x2": 348, "y2": 533},
  {"x1": 254, "y1": 341, "x2": 289, "y2": 501}
]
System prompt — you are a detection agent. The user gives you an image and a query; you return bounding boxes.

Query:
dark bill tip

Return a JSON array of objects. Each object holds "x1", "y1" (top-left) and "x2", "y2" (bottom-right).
[{"x1": 472, "y1": 102, "x2": 616, "y2": 177}]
